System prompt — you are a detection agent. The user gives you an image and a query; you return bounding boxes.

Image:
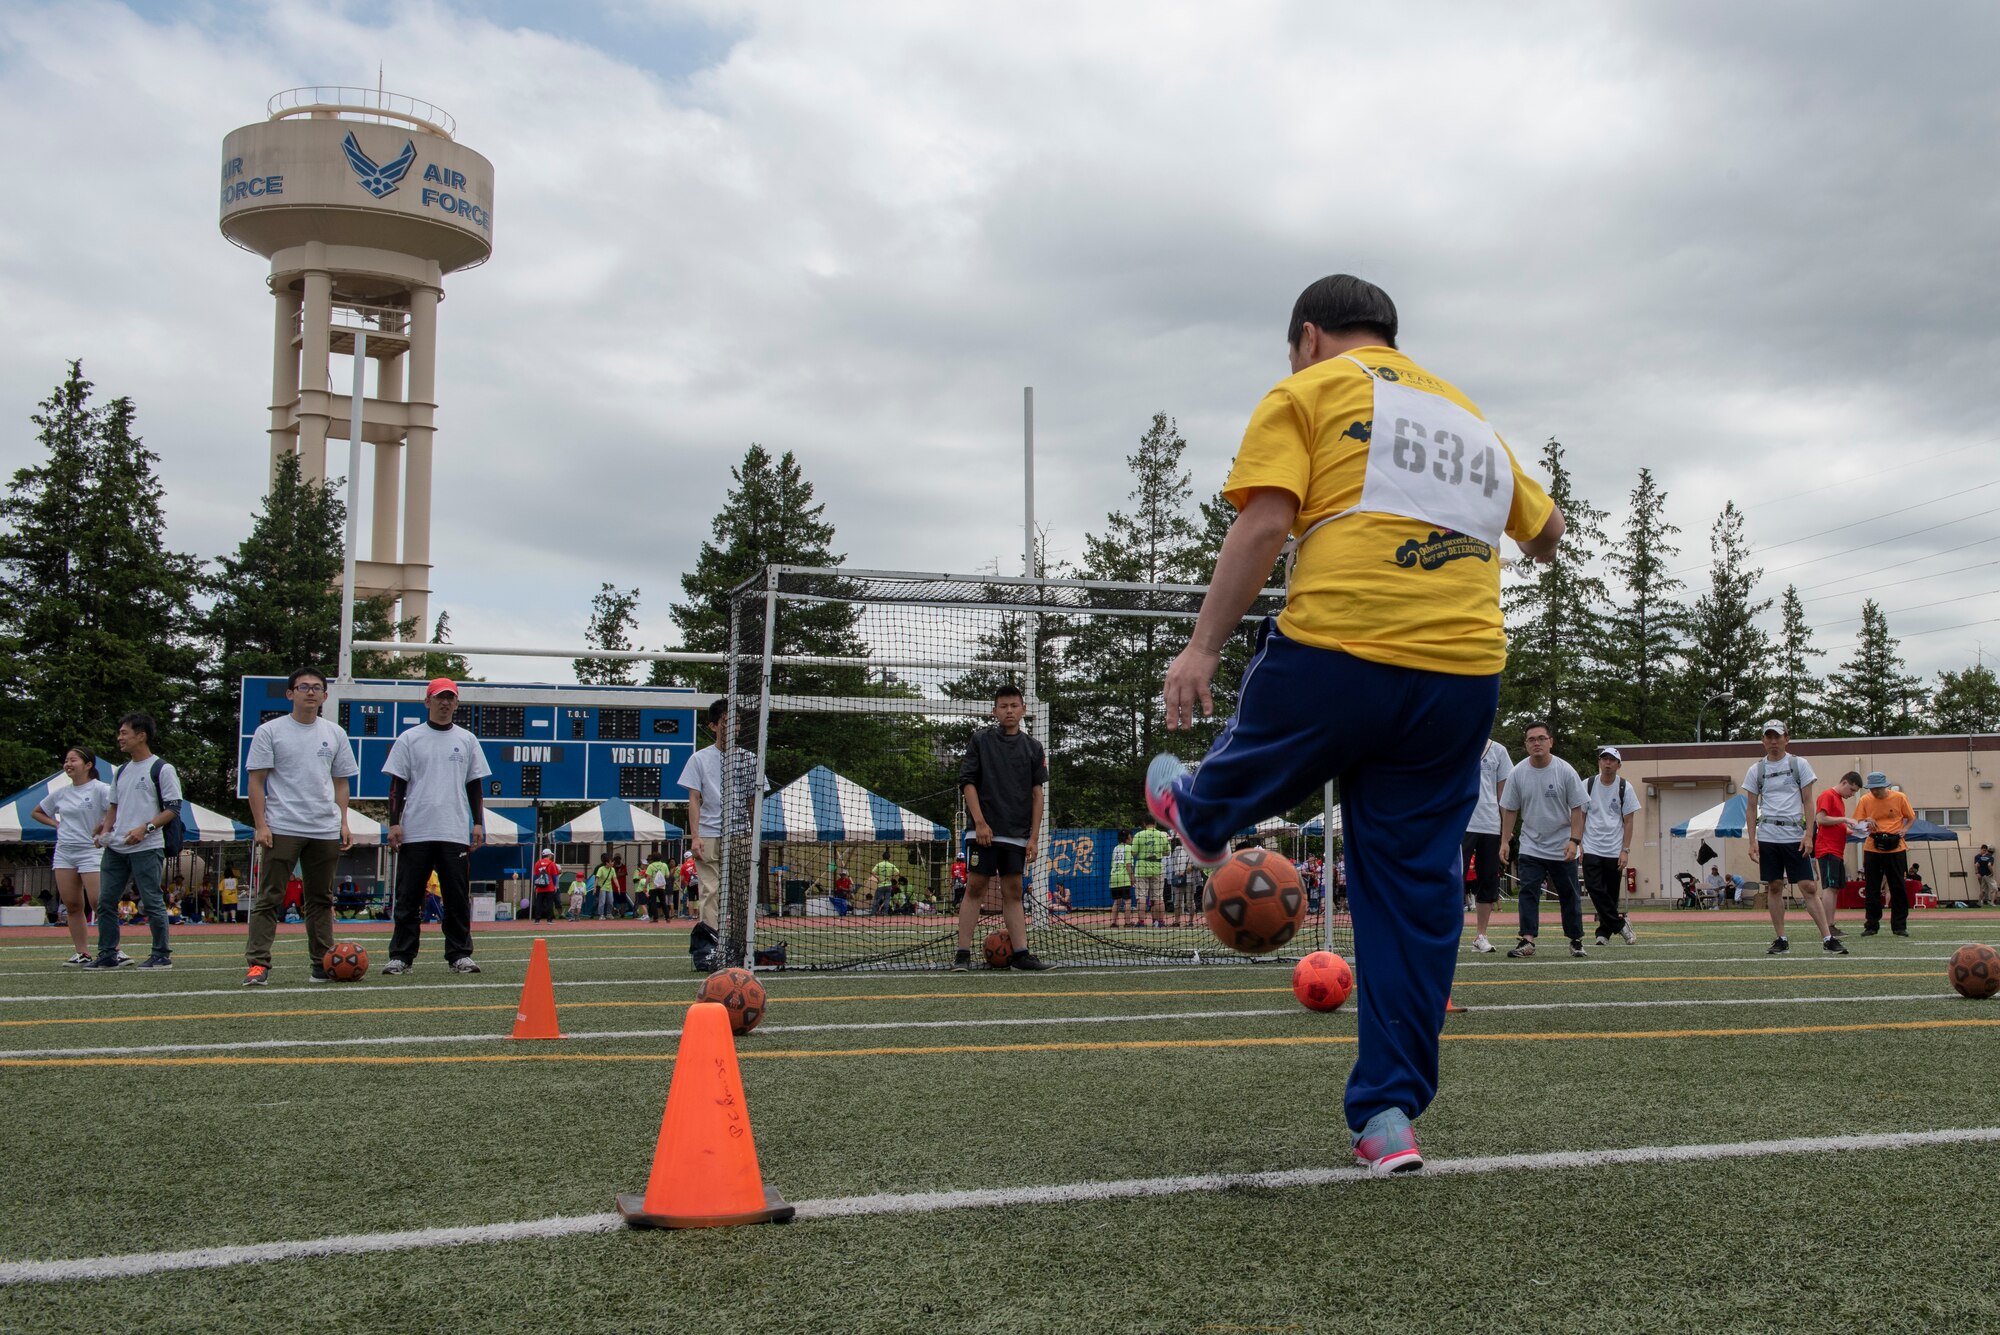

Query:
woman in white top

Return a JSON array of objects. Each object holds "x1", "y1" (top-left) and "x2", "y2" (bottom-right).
[{"x1": 30, "y1": 747, "x2": 113, "y2": 965}]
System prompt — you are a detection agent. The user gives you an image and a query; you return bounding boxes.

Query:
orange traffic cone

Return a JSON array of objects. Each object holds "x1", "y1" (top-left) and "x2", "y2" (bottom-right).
[
  {"x1": 510, "y1": 938, "x2": 563, "y2": 1040},
  {"x1": 1445, "y1": 995, "x2": 1467, "y2": 1014},
  {"x1": 617, "y1": 1001, "x2": 793, "y2": 1229}
]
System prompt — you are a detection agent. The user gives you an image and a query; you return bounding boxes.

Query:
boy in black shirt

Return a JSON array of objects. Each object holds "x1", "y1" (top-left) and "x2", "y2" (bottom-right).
[{"x1": 954, "y1": 684, "x2": 1053, "y2": 971}]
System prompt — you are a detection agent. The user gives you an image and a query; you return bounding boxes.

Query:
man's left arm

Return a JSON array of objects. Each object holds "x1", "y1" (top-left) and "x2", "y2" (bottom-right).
[
  {"x1": 1026, "y1": 785, "x2": 1043, "y2": 865},
  {"x1": 466, "y1": 779, "x2": 486, "y2": 850}
]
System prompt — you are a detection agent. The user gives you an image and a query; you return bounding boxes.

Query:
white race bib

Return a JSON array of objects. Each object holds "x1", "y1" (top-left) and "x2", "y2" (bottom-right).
[{"x1": 1345, "y1": 357, "x2": 1515, "y2": 545}]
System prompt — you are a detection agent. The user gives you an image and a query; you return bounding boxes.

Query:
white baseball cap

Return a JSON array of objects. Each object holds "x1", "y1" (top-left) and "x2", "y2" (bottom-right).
[
  {"x1": 540, "y1": 848, "x2": 554, "y2": 858},
  {"x1": 1597, "y1": 746, "x2": 1622, "y2": 761},
  {"x1": 1762, "y1": 719, "x2": 1787, "y2": 735}
]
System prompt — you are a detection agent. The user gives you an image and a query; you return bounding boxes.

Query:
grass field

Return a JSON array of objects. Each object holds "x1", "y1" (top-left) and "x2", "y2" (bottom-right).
[{"x1": 1, "y1": 913, "x2": 1997, "y2": 1335}]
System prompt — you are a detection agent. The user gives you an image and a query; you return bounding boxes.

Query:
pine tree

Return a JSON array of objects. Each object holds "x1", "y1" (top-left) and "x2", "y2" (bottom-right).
[
  {"x1": 412, "y1": 611, "x2": 473, "y2": 682},
  {"x1": 1062, "y1": 414, "x2": 1209, "y2": 824},
  {"x1": 1823, "y1": 600, "x2": 1925, "y2": 736},
  {"x1": 1772, "y1": 585, "x2": 1823, "y2": 736},
  {"x1": 1600, "y1": 467, "x2": 1685, "y2": 743},
  {"x1": 1929, "y1": 663, "x2": 2000, "y2": 734},
  {"x1": 576, "y1": 583, "x2": 640, "y2": 686},
  {"x1": 1497, "y1": 439, "x2": 1610, "y2": 758},
  {"x1": 1680, "y1": 501, "x2": 1771, "y2": 742},
  {"x1": 0, "y1": 365, "x2": 201, "y2": 794}
]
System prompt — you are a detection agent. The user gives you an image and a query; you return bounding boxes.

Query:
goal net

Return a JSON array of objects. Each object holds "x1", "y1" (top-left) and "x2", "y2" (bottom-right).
[{"x1": 713, "y1": 566, "x2": 1352, "y2": 972}]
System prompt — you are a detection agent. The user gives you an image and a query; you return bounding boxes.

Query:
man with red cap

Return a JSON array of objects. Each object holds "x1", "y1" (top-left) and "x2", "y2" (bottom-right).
[{"x1": 381, "y1": 678, "x2": 492, "y2": 975}]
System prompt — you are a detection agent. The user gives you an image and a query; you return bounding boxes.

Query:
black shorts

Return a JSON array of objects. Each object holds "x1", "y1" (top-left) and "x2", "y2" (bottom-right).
[
  {"x1": 1109, "y1": 884, "x2": 1132, "y2": 901},
  {"x1": 966, "y1": 841, "x2": 1027, "y2": 878},
  {"x1": 1462, "y1": 831, "x2": 1502, "y2": 904},
  {"x1": 1758, "y1": 841, "x2": 1815, "y2": 884}
]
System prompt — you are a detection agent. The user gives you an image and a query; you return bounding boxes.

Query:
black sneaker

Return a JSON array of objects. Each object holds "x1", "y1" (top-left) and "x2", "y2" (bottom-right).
[
  {"x1": 134, "y1": 956, "x2": 172, "y2": 970},
  {"x1": 950, "y1": 950, "x2": 971, "y2": 972},
  {"x1": 1892, "y1": 929, "x2": 1910, "y2": 937},
  {"x1": 1766, "y1": 938, "x2": 1790, "y2": 955},
  {"x1": 1506, "y1": 937, "x2": 1536, "y2": 959},
  {"x1": 1830, "y1": 925, "x2": 1846, "y2": 938},
  {"x1": 80, "y1": 955, "x2": 123, "y2": 970},
  {"x1": 1570, "y1": 940, "x2": 1588, "y2": 958},
  {"x1": 1823, "y1": 937, "x2": 1849, "y2": 955},
  {"x1": 1009, "y1": 950, "x2": 1054, "y2": 971},
  {"x1": 1860, "y1": 927, "x2": 1880, "y2": 937},
  {"x1": 308, "y1": 969, "x2": 333, "y2": 983}
]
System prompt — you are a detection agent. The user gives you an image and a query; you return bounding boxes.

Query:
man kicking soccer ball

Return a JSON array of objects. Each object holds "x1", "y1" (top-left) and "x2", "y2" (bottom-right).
[{"x1": 1148, "y1": 274, "x2": 1563, "y2": 1174}]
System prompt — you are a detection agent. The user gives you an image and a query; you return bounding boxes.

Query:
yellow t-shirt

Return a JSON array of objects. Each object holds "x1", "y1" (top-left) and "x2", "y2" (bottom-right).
[{"x1": 1224, "y1": 347, "x2": 1554, "y2": 675}]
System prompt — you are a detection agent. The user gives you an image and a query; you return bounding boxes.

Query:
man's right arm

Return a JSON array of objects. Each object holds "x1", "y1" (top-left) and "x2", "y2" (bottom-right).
[
  {"x1": 685, "y1": 791, "x2": 704, "y2": 860},
  {"x1": 247, "y1": 770, "x2": 273, "y2": 847},
  {"x1": 1516, "y1": 504, "x2": 1566, "y2": 564},
  {"x1": 963, "y1": 786, "x2": 991, "y2": 845}
]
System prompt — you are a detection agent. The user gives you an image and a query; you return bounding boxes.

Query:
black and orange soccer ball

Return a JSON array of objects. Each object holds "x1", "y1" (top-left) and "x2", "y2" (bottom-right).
[
  {"x1": 698, "y1": 966, "x2": 768, "y2": 1035},
  {"x1": 1203, "y1": 848, "x2": 1307, "y2": 954},
  {"x1": 323, "y1": 942, "x2": 369, "y2": 981},
  {"x1": 1292, "y1": 950, "x2": 1353, "y2": 1012},
  {"x1": 982, "y1": 931, "x2": 1015, "y2": 970},
  {"x1": 1948, "y1": 943, "x2": 2000, "y2": 1000}
]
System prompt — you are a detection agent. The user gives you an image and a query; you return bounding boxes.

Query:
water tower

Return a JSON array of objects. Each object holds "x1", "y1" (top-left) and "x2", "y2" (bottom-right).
[{"x1": 219, "y1": 87, "x2": 495, "y2": 636}]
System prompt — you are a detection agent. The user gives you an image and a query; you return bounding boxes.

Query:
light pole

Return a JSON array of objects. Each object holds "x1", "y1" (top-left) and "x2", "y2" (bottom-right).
[{"x1": 1695, "y1": 691, "x2": 1735, "y2": 744}]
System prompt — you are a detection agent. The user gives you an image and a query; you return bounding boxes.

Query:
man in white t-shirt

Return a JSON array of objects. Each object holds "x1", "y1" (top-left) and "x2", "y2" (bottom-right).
[
  {"x1": 1497, "y1": 720, "x2": 1587, "y2": 959},
  {"x1": 676, "y1": 699, "x2": 764, "y2": 973},
  {"x1": 1742, "y1": 719, "x2": 1843, "y2": 957},
  {"x1": 1462, "y1": 738, "x2": 1511, "y2": 953},
  {"x1": 243, "y1": 667, "x2": 359, "y2": 985},
  {"x1": 1580, "y1": 746, "x2": 1642, "y2": 947},
  {"x1": 381, "y1": 678, "x2": 492, "y2": 976},
  {"x1": 85, "y1": 712, "x2": 183, "y2": 970}
]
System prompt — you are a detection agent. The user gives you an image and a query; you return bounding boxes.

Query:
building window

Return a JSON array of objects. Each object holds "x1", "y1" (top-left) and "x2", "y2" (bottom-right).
[{"x1": 1917, "y1": 807, "x2": 1971, "y2": 829}]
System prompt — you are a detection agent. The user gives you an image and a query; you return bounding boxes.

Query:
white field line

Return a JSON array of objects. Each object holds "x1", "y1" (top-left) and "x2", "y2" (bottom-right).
[
  {"x1": 0, "y1": 953, "x2": 1964, "y2": 1005},
  {"x1": 0, "y1": 992, "x2": 1963, "y2": 1062},
  {"x1": 6, "y1": 1126, "x2": 1998, "y2": 1285},
  {"x1": 0, "y1": 954, "x2": 705, "y2": 979}
]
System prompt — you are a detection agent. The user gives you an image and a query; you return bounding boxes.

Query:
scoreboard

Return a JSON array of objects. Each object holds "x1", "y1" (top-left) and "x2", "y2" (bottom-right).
[{"x1": 238, "y1": 677, "x2": 713, "y2": 802}]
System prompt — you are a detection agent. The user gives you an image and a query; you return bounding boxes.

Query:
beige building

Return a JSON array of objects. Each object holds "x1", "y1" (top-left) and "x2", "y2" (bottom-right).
[
  {"x1": 1603, "y1": 734, "x2": 1997, "y2": 903},
  {"x1": 219, "y1": 87, "x2": 496, "y2": 636}
]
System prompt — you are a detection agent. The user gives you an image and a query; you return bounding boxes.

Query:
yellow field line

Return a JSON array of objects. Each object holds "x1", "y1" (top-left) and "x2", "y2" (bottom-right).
[
  {"x1": 2, "y1": 1017, "x2": 1993, "y2": 1068},
  {"x1": 0, "y1": 973, "x2": 1948, "y2": 1030}
]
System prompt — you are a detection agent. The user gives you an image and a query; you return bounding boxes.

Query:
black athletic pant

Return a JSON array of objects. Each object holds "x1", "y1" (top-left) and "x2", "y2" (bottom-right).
[
  {"x1": 1862, "y1": 849, "x2": 1909, "y2": 933},
  {"x1": 390, "y1": 841, "x2": 474, "y2": 964},
  {"x1": 532, "y1": 890, "x2": 558, "y2": 922},
  {"x1": 1580, "y1": 853, "x2": 1628, "y2": 935}
]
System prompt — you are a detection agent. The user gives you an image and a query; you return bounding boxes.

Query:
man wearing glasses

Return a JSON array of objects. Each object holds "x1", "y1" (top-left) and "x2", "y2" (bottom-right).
[{"x1": 243, "y1": 667, "x2": 359, "y2": 985}]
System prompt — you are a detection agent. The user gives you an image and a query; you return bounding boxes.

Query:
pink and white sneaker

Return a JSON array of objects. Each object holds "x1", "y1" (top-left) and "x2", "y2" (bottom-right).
[
  {"x1": 1352, "y1": 1108, "x2": 1424, "y2": 1176},
  {"x1": 1144, "y1": 754, "x2": 1227, "y2": 870}
]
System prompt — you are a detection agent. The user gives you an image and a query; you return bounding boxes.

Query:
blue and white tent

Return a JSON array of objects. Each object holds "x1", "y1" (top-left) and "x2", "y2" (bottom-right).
[
  {"x1": 1671, "y1": 794, "x2": 1748, "y2": 839},
  {"x1": 761, "y1": 766, "x2": 949, "y2": 842},
  {"x1": 0, "y1": 764, "x2": 254, "y2": 843},
  {"x1": 548, "y1": 798, "x2": 683, "y2": 844},
  {"x1": 1300, "y1": 809, "x2": 1343, "y2": 837}
]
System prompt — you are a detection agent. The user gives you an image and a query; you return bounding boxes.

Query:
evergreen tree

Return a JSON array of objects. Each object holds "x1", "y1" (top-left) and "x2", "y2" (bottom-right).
[
  {"x1": 0, "y1": 364, "x2": 201, "y2": 794},
  {"x1": 1772, "y1": 585, "x2": 1823, "y2": 736},
  {"x1": 1928, "y1": 662, "x2": 2000, "y2": 734},
  {"x1": 1679, "y1": 501, "x2": 1771, "y2": 742},
  {"x1": 1062, "y1": 414, "x2": 1208, "y2": 824},
  {"x1": 1497, "y1": 439, "x2": 1610, "y2": 757},
  {"x1": 576, "y1": 583, "x2": 640, "y2": 685},
  {"x1": 412, "y1": 610, "x2": 473, "y2": 682},
  {"x1": 1822, "y1": 600, "x2": 1925, "y2": 736},
  {"x1": 1599, "y1": 467, "x2": 1685, "y2": 743},
  {"x1": 659, "y1": 445, "x2": 936, "y2": 804}
]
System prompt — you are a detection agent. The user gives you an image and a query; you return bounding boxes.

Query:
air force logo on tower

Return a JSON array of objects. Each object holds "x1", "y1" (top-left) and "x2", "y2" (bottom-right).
[{"x1": 342, "y1": 132, "x2": 418, "y2": 198}]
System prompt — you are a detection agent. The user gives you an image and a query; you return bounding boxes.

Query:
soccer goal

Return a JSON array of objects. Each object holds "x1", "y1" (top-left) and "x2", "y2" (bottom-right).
[{"x1": 713, "y1": 566, "x2": 1352, "y2": 972}]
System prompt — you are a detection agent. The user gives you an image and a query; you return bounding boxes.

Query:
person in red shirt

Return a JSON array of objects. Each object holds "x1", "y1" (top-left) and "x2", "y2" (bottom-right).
[
  {"x1": 678, "y1": 854, "x2": 697, "y2": 916},
  {"x1": 530, "y1": 848, "x2": 562, "y2": 922},
  {"x1": 1812, "y1": 771, "x2": 1863, "y2": 935},
  {"x1": 281, "y1": 873, "x2": 304, "y2": 917}
]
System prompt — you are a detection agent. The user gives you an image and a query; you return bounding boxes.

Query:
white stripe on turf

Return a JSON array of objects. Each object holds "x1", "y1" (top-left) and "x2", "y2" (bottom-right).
[
  {"x1": 0, "y1": 992, "x2": 1961, "y2": 1061},
  {"x1": 5, "y1": 1126, "x2": 1997, "y2": 1285}
]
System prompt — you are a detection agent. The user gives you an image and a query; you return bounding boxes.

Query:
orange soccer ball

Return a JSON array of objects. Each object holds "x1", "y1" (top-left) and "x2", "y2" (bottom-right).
[
  {"x1": 982, "y1": 930, "x2": 1015, "y2": 970},
  {"x1": 1292, "y1": 950, "x2": 1353, "y2": 1012},
  {"x1": 1948, "y1": 943, "x2": 2000, "y2": 1000},
  {"x1": 322, "y1": 942, "x2": 369, "y2": 981},
  {"x1": 1203, "y1": 848, "x2": 1307, "y2": 954},
  {"x1": 697, "y1": 967, "x2": 769, "y2": 1034}
]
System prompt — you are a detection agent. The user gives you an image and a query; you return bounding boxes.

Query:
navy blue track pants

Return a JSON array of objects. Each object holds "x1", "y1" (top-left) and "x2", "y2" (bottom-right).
[{"x1": 1171, "y1": 623, "x2": 1497, "y2": 1133}]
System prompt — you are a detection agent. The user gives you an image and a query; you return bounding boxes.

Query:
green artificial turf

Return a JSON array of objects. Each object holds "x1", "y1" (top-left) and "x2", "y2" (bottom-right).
[{"x1": 0, "y1": 920, "x2": 1996, "y2": 1333}]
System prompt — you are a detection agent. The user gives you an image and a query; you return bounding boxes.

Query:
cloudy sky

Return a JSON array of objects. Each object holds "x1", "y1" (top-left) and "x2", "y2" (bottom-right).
[{"x1": 3, "y1": 0, "x2": 1997, "y2": 689}]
